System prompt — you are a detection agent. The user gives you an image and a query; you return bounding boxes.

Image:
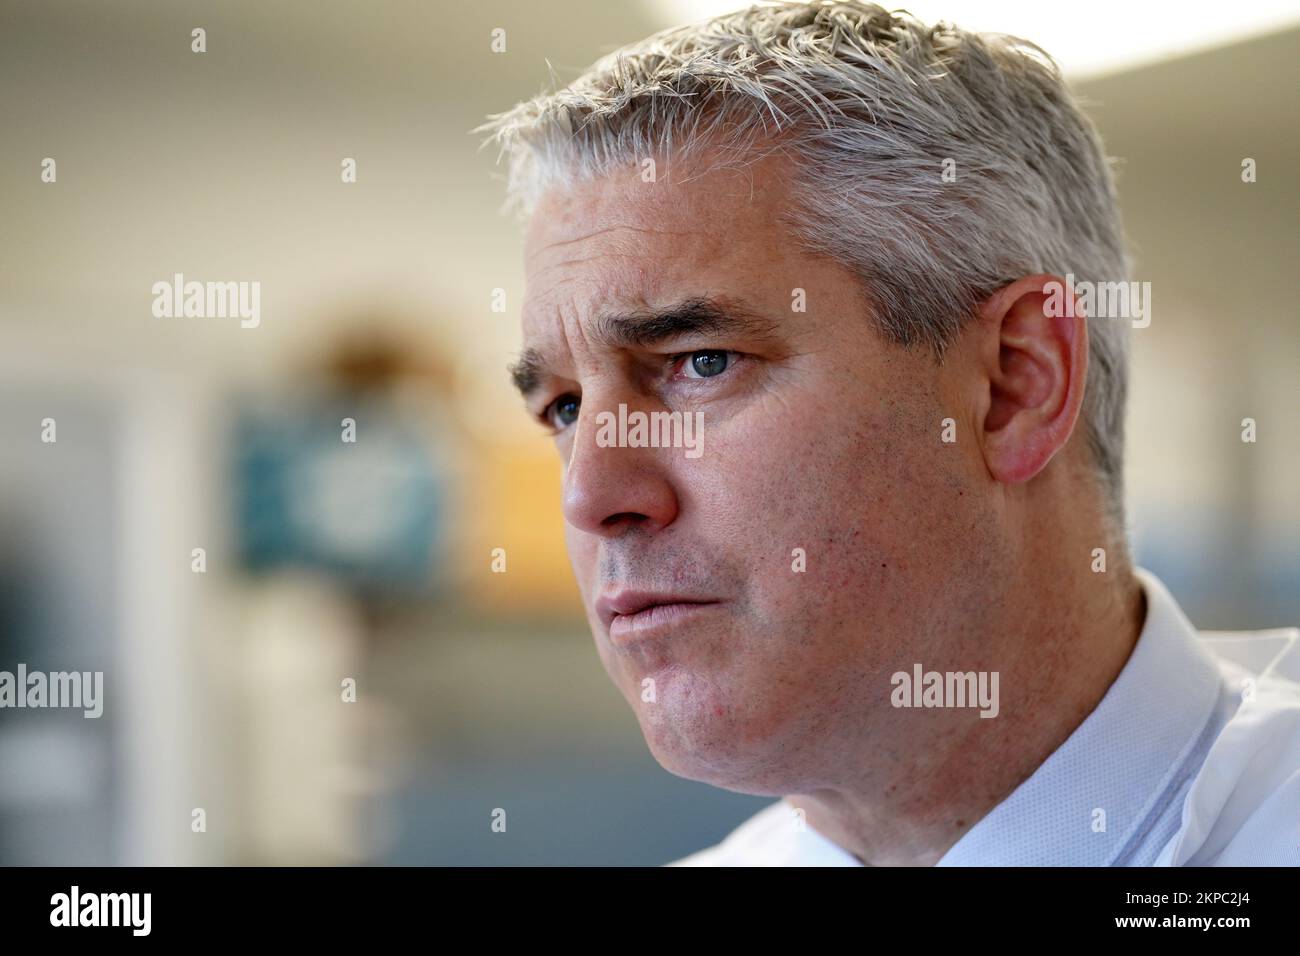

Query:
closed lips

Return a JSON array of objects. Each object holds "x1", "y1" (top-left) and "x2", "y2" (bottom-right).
[{"x1": 595, "y1": 591, "x2": 719, "y2": 631}]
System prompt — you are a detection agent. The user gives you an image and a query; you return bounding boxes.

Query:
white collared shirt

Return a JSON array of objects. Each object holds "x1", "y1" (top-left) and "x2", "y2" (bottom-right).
[{"x1": 669, "y1": 569, "x2": 1300, "y2": 866}]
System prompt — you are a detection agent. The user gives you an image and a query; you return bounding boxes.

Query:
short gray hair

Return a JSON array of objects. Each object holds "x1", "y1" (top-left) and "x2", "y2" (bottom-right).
[{"x1": 479, "y1": 0, "x2": 1132, "y2": 522}]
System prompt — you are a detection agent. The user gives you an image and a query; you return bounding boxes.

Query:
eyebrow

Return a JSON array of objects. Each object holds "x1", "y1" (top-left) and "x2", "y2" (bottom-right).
[{"x1": 508, "y1": 295, "x2": 779, "y2": 401}]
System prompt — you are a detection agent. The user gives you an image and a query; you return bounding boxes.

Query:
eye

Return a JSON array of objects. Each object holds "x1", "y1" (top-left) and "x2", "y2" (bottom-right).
[
  {"x1": 545, "y1": 394, "x2": 581, "y2": 430},
  {"x1": 680, "y1": 350, "x2": 734, "y2": 379}
]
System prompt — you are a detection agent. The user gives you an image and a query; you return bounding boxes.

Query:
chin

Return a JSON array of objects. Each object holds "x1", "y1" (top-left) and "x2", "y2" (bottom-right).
[
  {"x1": 644, "y1": 732, "x2": 793, "y2": 797},
  {"x1": 630, "y1": 670, "x2": 794, "y2": 796}
]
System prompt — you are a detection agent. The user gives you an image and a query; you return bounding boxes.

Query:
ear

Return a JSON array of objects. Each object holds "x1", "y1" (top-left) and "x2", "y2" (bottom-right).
[{"x1": 977, "y1": 274, "x2": 1088, "y2": 485}]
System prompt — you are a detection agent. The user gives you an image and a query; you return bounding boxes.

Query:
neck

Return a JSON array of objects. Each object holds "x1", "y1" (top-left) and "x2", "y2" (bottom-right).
[{"x1": 791, "y1": 546, "x2": 1147, "y2": 867}]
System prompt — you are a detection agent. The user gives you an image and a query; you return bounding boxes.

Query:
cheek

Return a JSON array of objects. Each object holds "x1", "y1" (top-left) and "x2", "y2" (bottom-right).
[{"x1": 700, "y1": 384, "x2": 966, "y2": 629}]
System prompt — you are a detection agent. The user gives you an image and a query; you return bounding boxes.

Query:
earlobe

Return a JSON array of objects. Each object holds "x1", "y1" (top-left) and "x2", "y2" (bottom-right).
[{"x1": 979, "y1": 275, "x2": 1088, "y2": 486}]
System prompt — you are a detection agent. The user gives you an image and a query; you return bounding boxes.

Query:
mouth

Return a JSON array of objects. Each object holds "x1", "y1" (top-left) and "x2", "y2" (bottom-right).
[{"x1": 596, "y1": 591, "x2": 722, "y2": 645}]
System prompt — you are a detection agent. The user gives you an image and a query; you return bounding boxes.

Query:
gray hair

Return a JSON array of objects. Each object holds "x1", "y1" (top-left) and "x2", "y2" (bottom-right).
[{"x1": 479, "y1": 0, "x2": 1132, "y2": 523}]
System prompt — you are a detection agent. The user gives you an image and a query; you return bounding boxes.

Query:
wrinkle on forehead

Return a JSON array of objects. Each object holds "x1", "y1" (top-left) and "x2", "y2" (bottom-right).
[{"x1": 534, "y1": 225, "x2": 700, "y2": 254}]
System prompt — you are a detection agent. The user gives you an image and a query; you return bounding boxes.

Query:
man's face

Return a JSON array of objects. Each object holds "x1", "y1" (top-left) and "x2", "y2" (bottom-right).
[{"x1": 518, "y1": 150, "x2": 1004, "y2": 795}]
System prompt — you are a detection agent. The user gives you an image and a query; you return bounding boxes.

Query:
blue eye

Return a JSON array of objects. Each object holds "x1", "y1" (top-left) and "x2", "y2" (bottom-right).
[
  {"x1": 684, "y1": 350, "x2": 732, "y2": 378},
  {"x1": 547, "y1": 394, "x2": 580, "y2": 429}
]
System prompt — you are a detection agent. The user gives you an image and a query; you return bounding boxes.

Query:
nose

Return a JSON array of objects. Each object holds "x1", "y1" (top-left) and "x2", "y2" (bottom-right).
[{"x1": 561, "y1": 396, "x2": 680, "y2": 537}]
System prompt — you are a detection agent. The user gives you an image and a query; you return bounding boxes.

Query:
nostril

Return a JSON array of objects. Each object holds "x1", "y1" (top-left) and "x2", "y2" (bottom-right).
[{"x1": 601, "y1": 512, "x2": 651, "y2": 529}]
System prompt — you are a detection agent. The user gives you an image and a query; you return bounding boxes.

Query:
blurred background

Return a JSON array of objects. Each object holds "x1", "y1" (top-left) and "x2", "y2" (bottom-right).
[{"x1": 0, "y1": 0, "x2": 1296, "y2": 865}]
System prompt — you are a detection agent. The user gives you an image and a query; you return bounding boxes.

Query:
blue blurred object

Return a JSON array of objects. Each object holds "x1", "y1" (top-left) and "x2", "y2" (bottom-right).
[{"x1": 232, "y1": 394, "x2": 443, "y2": 592}]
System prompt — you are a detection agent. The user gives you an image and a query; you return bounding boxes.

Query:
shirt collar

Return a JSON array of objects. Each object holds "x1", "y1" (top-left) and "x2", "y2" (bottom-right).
[{"x1": 933, "y1": 567, "x2": 1224, "y2": 866}]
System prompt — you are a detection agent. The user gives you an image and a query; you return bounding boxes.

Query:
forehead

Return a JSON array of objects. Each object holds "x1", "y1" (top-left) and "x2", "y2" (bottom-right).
[
  {"x1": 521, "y1": 150, "x2": 804, "y2": 335},
  {"x1": 525, "y1": 149, "x2": 796, "y2": 247}
]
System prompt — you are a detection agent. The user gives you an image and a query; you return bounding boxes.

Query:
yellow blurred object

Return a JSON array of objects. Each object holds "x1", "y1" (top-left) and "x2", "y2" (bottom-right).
[{"x1": 459, "y1": 440, "x2": 582, "y2": 613}]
